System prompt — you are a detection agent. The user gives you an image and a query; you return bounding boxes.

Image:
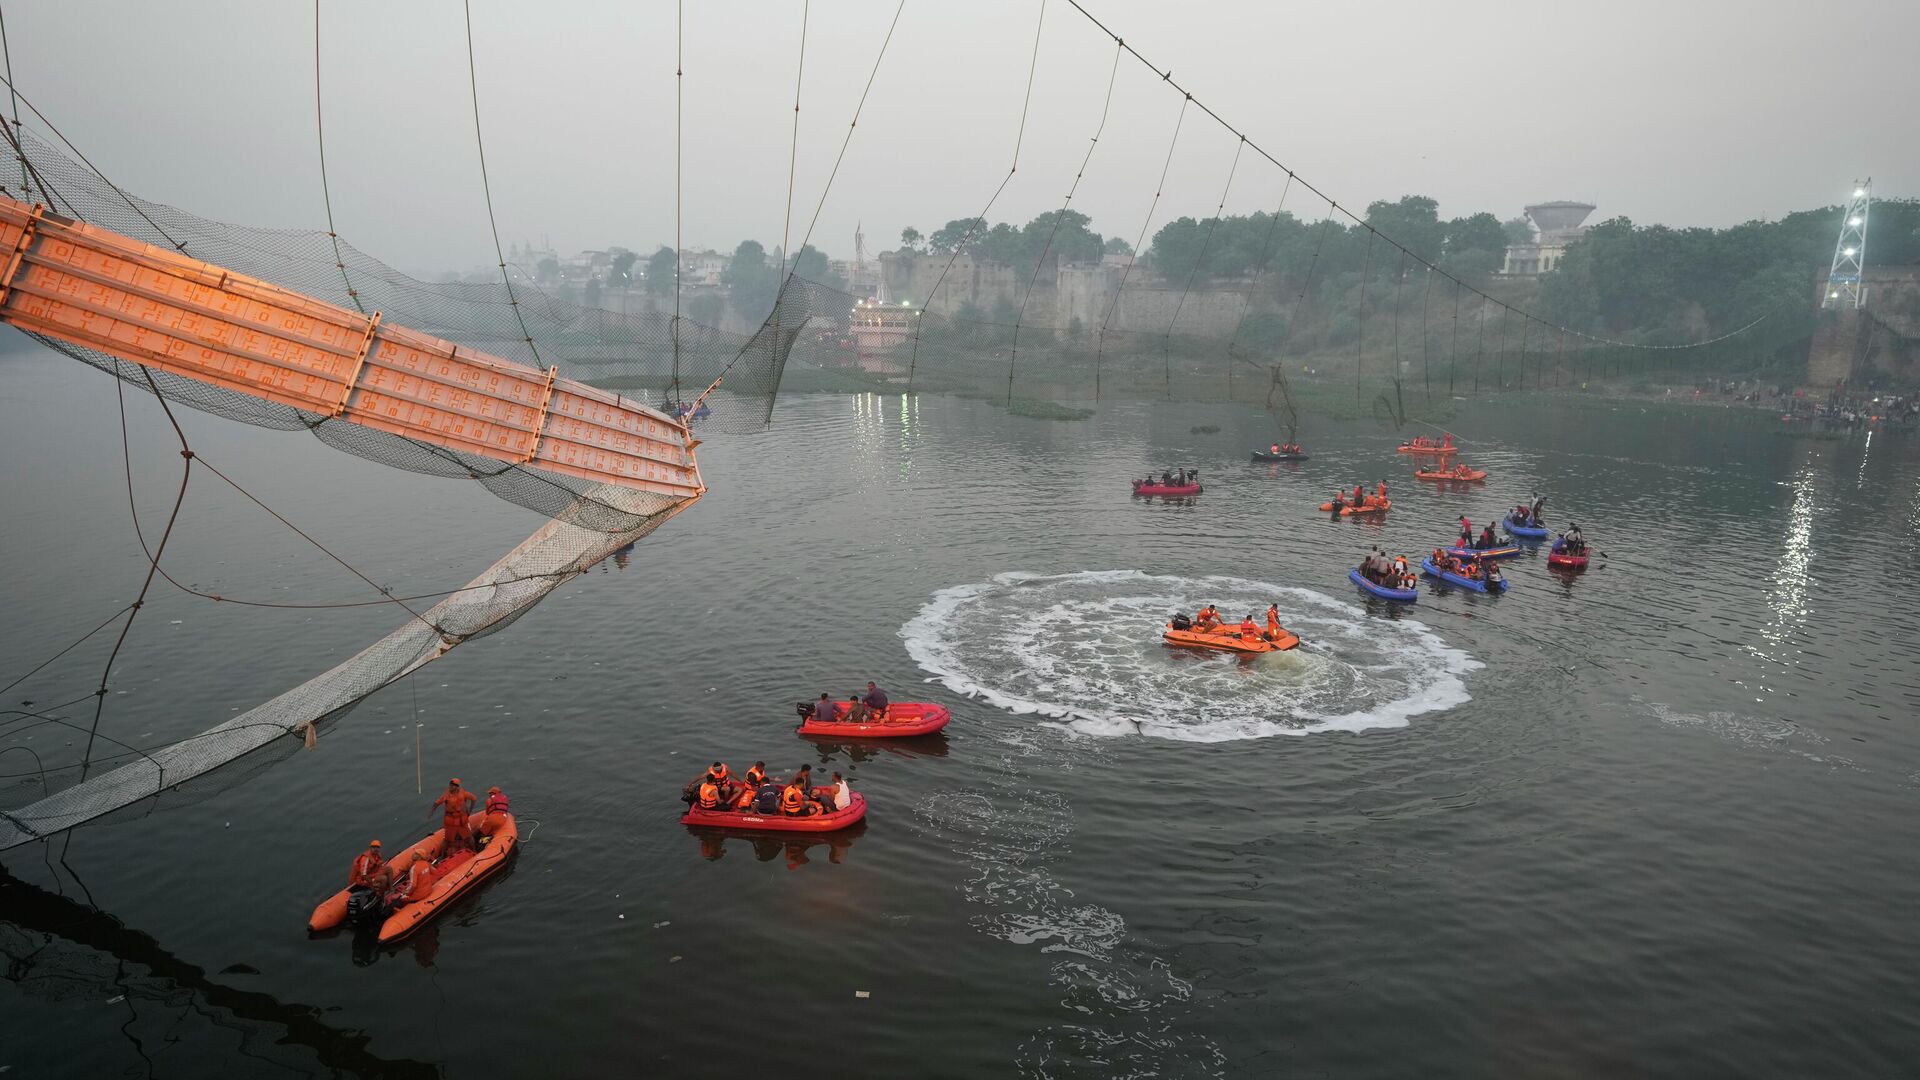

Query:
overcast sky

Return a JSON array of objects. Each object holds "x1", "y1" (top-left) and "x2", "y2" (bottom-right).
[{"x1": 8, "y1": 0, "x2": 1916, "y2": 277}]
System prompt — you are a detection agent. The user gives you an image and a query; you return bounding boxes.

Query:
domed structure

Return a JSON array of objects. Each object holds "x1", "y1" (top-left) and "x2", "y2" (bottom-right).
[{"x1": 1503, "y1": 201, "x2": 1596, "y2": 276}]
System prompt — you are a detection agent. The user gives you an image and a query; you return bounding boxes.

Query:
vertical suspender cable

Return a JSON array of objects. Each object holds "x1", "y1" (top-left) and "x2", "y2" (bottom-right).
[
  {"x1": 462, "y1": 0, "x2": 542, "y2": 366},
  {"x1": 312, "y1": 0, "x2": 365, "y2": 313},
  {"x1": 0, "y1": 2, "x2": 34, "y2": 201},
  {"x1": 672, "y1": 0, "x2": 683, "y2": 402},
  {"x1": 1095, "y1": 92, "x2": 1188, "y2": 401}
]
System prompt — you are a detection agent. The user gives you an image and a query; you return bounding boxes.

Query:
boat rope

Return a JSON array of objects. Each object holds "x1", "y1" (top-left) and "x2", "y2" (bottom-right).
[
  {"x1": 311, "y1": 0, "x2": 363, "y2": 313},
  {"x1": 906, "y1": 0, "x2": 1046, "y2": 394},
  {"x1": 460, "y1": 0, "x2": 541, "y2": 366}
]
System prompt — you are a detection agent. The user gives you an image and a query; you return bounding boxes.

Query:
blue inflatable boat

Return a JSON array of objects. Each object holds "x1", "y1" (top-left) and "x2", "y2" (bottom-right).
[
  {"x1": 1420, "y1": 557, "x2": 1511, "y2": 593},
  {"x1": 1349, "y1": 568, "x2": 1418, "y2": 602},
  {"x1": 1505, "y1": 515, "x2": 1550, "y2": 540}
]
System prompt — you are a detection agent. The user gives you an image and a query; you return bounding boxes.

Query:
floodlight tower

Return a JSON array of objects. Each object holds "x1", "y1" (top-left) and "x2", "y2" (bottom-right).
[{"x1": 1824, "y1": 180, "x2": 1870, "y2": 309}]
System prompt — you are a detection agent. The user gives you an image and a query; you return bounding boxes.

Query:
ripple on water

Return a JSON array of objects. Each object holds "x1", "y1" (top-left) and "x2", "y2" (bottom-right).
[{"x1": 901, "y1": 570, "x2": 1482, "y2": 741}]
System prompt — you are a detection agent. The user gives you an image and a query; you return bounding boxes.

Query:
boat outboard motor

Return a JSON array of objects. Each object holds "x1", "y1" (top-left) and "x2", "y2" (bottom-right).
[
  {"x1": 795, "y1": 700, "x2": 817, "y2": 721},
  {"x1": 1170, "y1": 614, "x2": 1193, "y2": 631},
  {"x1": 345, "y1": 885, "x2": 386, "y2": 926}
]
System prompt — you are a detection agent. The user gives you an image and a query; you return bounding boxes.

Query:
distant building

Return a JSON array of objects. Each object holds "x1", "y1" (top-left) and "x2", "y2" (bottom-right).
[
  {"x1": 1502, "y1": 201, "x2": 1595, "y2": 275},
  {"x1": 849, "y1": 296, "x2": 916, "y2": 353}
]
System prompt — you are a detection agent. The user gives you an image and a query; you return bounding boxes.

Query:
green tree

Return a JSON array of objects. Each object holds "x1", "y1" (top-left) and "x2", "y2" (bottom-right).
[
  {"x1": 723, "y1": 240, "x2": 779, "y2": 316},
  {"x1": 929, "y1": 217, "x2": 987, "y2": 254},
  {"x1": 791, "y1": 244, "x2": 846, "y2": 291},
  {"x1": 1442, "y1": 213, "x2": 1507, "y2": 274},
  {"x1": 609, "y1": 249, "x2": 638, "y2": 287},
  {"x1": 1502, "y1": 216, "x2": 1535, "y2": 246},
  {"x1": 644, "y1": 245, "x2": 677, "y2": 295},
  {"x1": 535, "y1": 256, "x2": 560, "y2": 285},
  {"x1": 1104, "y1": 236, "x2": 1133, "y2": 257},
  {"x1": 899, "y1": 226, "x2": 923, "y2": 253},
  {"x1": 583, "y1": 276, "x2": 602, "y2": 308}
]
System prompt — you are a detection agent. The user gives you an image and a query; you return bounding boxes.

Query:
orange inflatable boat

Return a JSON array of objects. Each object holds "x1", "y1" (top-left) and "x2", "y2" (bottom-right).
[
  {"x1": 307, "y1": 813, "x2": 518, "y2": 944},
  {"x1": 799, "y1": 701, "x2": 951, "y2": 738},
  {"x1": 1396, "y1": 442, "x2": 1458, "y2": 455},
  {"x1": 1163, "y1": 623, "x2": 1300, "y2": 653},
  {"x1": 1415, "y1": 467, "x2": 1486, "y2": 482},
  {"x1": 681, "y1": 792, "x2": 868, "y2": 832},
  {"x1": 1318, "y1": 498, "x2": 1391, "y2": 516}
]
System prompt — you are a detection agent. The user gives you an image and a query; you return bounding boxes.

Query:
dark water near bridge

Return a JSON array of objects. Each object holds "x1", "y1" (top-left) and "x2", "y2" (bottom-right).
[{"x1": 4, "y1": 348, "x2": 1919, "y2": 1077}]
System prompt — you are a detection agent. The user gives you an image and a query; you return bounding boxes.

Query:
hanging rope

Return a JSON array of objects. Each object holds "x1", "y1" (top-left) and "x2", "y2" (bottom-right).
[
  {"x1": 907, "y1": 0, "x2": 1047, "y2": 393},
  {"x1": 1353, "y1": 227, "x2": 1375, "y2": 391},
  {"x1": 791, "y1": 0, "x2": 908, "y2": 259},
  {"x1": 672, "y1": 0, "x2": 683, "y2": 402},
  {"x1": 461, "y1": 0, "x2": 542, "y2": 364},
  {"x1": 0, "y1": 1, "x2": 36, "y2": 203},
  {"x1": 1221, "y1": 171, "x2": 1295, "y2": 407},
  {"x1": 1006, "y1": 36, "x2": 1120, "y2": 405},
  {"x1": 1094, "y1": 91, "x2": 1187, "y2": 400},
  {"x1": 312, "y1": 0, "x2": 364, "y2": 313},
  {"x1": 1160, "y1": 137, "x2": 1243, "y2": 399}
]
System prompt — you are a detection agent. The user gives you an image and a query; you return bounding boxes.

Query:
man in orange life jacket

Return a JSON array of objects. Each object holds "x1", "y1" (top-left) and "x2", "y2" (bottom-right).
[
  {"x1": 349, "y1": 840, "x2": 389, "y2": 893},
  {"x1": 432, "y1": 778, "x2": 478, "y2": 854},
  {"x1": 780, "y1": 780, "x2": 818, "y2": 816},
  {"x1": 1239, "y1": 614, "x2": 1260, "y2": 642},
  {"x1": 387, "y1": 851, "x2": 436, "y2": 908},
  {"x1": 1265, "y1": 604, "x2": 1281, "y2": 641},
  {"x1": 1353, "y1": 483, "x2": 1366, "y2": 507},
  {"x1": 474, "y1": 787, "x2": 512, "y2": 841}
]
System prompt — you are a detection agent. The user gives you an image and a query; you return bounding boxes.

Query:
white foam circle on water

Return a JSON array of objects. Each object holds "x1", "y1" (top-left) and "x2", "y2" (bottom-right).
[{"x1": 902, "y1": 570, "x2": 1482, "y2": 742}]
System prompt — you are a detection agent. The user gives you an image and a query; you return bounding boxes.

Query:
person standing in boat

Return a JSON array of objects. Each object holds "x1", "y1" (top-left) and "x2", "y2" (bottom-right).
[
  {"x1": 1376, "y1": 479, "x2": 1389, "y2": 502},
  {"x1": 1564, "y1": 523, "x2": 1584, "y2": 554},
  {"x1": 1478, "y1": 523, "x2": 1498, "y2": 550},
  {"x1": 1458, "y1": 516, "x2": 1473, "y2": 546},
  {"x1": 431, "y1": 778, "x2": 478, "y2": 854},
  {"x1": 1265, "y1": 604, "x2": 1282, "y2": 641},
  {"x1": 1530, "y1": 494, "x2": 1546, "y2": 525},
  {"x1": 1331, "y1": 491, "x2": 1346, "y2": 515}
]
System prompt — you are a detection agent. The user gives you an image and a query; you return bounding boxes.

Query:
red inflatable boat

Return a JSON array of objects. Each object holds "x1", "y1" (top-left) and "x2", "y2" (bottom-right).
[
  {"x1": 1547, "y1": 551, "x2": 1590, "y2": 569},
  {"x1": 1133, "y1": 480, "x2": 1202, "y2": 497},
  {"x1": 681, "y1": 792, "x2": 868, "y2": 833},
  {"x1": 799, "y1": 701, "x2": 950, "y2": 738}
]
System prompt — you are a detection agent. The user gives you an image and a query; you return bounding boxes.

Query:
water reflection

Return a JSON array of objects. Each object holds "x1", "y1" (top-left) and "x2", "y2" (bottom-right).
[
  {"x1": 687, "y1": 819, "x2": 867, "y2": 869},
  {"x1": 802, "y1": 733, "x2": 951, "y2": 762},
  {"x1": 1754, "y1": 463, "x2": 1817, "y2": 673}
]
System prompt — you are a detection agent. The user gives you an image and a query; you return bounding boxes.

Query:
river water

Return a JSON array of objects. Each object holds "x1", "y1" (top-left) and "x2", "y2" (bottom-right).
[{"x1": 3, "y1": 347, "x2": 1919, "y2": 1078}]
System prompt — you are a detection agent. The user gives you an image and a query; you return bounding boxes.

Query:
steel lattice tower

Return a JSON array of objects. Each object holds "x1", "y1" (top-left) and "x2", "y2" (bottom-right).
[{"x1": 1824, "y1": 180, "x2": 1871, "y2": 309}]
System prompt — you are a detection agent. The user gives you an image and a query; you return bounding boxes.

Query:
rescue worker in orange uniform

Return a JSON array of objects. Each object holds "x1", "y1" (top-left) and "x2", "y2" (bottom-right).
[
  {"x1": 387, "y1": 851, "x2": 436, "y2": 908},
  {"x1": 1239, "y1": 615, "x2": 1260, "y2": 642},
  {"x1": 431, "y1": 778, "x2": 479, "y2": 854},
  {"x1": 1264, "y1": 604, "x2": 1281, "y2": 641},
  {"x1": 1352, "y1": 483, "x2": 1366, "y2": 507},
  {"x1": 696, "y1": 776, "x2": 726, "y2": 811},
  {"x1": 1194, "y1": 604, "x2": 1221, "y2": 632},
  {"x1": 349, "y1": 840, "x2": 389, "y2": 892},
  {"x1": 474, "y1": 788, "x2": 512, "y2": 841},
  {"x1": 1376, "y1": 479, "x2": 1388, "y2": 502}
]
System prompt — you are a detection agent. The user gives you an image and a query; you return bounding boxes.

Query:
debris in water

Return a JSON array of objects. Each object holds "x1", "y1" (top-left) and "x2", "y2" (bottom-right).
[{"x1": 855, "y1": 991, "x2": 870, "y2": 999}]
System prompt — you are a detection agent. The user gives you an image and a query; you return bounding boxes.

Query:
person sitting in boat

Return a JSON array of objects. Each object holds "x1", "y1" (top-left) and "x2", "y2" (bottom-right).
[
  {"x1": 843, "y1": 695, "x2": 871, "y2": 724},
  {"x1": 432, "y1": 778, "x2": 478, "y2": 855},
  {"x1": 385, "y1": 851, "x2": 436, "y2": 910},
  {"x1": 863, "y1": 681, "x2": 889, "y2": 720},
  {"x1": 1394, "y1": 554, "x2": 1410, "y2": 579},
  {"x1": 1161, "y1": 470, "x2": 1174, "y2": 486},
  {"x1": 1264, "y1": 604, "x2": 1282, "y2": 641},
  {"x1": 1194, "y1": 605, "x2": 1221, "y2": 632},
  {"x1": 1564, "y1": 523, "x2": 1585, "y2": 553},
  {"x1": 1239, "y1": 615, "x2": 1260, "y2": 642},
  {"x1": 780, "y1": 780, "x2": 820, "y2": 817},
  {"x1": 1484, "y1": 561, "x2": 1504, "y2": 586},
  {"x1": 694, "y1": 773, "x2": 731, "y2": 813},
  {"x1": 349, "y1": 839, "x2": 390, "y2": 894},
  {"x1": 1477, "y1": 523, "x2": 1498, "y2": 550},
  {"x1": 1462, "y1": 559, "x2": 1481, "y2": 581},
  {"x1": 744, "y1": 762, "x2": 768, "y2": 788},
  {"x1": 807, "y1": 692, "x2": 834, "y2": 723},
  {"x1": 1271, "y1": 443, "x2": 1281, "y2": 454}
]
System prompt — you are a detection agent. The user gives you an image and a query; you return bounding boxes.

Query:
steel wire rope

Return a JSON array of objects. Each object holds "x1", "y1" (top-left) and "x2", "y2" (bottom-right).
[
  {"x1": 1391, "y1": 248, "x2": 1406, "y2": 383},
  {"x1": 1448, "y1": 279, "x2": 1460, "y2": 396},
  {"x1": 79, "y1": 368, "x2": 194, "y2": 781},
  {"x1": 1265, "y1": 204, "x2": 1336, "y2": 408},
  {"x1": 0, "y1": 605, "x2": 136, "y2": 698},
  {"x1": 0, "y1": 74, "x2": 153, "y2": 239},
  {"x1": 905, "y1": 0, "x2": 1047, "y2": 394},
  {"x1": 460, "y1": 0, "x2": 542, "y2": 365},
  {"x1": 1420, "y1": 264, "x2": 1434, "y2": 400},
  {"x1": 789, "y1": 0, "x2": 905, "y2": 264},
  {"x1": 1160, "y1": 137, "x2": 1243, "y2": 400},
  {"x1": 1052, "y1": 0, "x2": 1789, "y2": 356},
  {"x1": 672, "y1": 0, "x2": 683, "y2": 402},
  {"x1": 1005, "y1": 36, "x2": 1121, "y2": 406},
  {"x1": 1354, "y1": 227, "x2": 1375, "y2": 393},
  {"x1": 1220, "y1": 171, "x2": 1294, "y2": 407},
  {"x1": 311, "y1": 0, "x2": 363, "y2": 314},
  {"x1": 0, "y1": 1, "x2": 38, "y2": 203},
  {"x1": 1094, "y1": 92, "x2": 1188, "y2": 400}
]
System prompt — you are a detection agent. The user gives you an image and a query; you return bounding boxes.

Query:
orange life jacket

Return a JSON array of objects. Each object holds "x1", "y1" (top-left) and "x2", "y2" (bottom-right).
[
  {"x1": 745, "y1": 765, "x2": 766, "y2": 786},
  {"x1": 698, "y1": 782, "x2": 721, "y2": 809},
  {"x1": 350, "y1": 852, "x2": 385, "y2": 888},
  {"x1": 1239, "y1": 619, "x2": 1258, "y2": 639},
  {"x1": 781, "y1": 785, "x2": 806, "y2": 814}
]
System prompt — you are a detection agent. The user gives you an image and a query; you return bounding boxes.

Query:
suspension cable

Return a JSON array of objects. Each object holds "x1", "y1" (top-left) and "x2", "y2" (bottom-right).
[
  {"x1": 461, "y1": 0, "x2": 542, "y2": 365},
  {"x1": 312, "y1": 0, "x2": 363, "y2": 313},
  {"x1": 1160, "y1": 136, "x2": 1243, "y2": 399},
  {"x1": 672, "y1": 0, "x2": 683, "y2": 400},
  {"x1": 1094, "y1": 92, "x2": 1187, "y2": 400}
]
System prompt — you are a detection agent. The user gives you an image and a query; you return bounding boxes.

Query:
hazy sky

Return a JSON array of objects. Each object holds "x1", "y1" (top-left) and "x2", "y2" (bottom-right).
[{"x1": 8, "y1": 0, "x2": 1916, "y2": 277}]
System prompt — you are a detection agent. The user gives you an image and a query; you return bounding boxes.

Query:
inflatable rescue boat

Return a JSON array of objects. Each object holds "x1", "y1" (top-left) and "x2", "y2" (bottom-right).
[
  {"x1": 307, "y1": 813, "x2": 518, "y2": 944},
  {"x1": 799, "y1": 701, "x2": 951, "y2": 738}
]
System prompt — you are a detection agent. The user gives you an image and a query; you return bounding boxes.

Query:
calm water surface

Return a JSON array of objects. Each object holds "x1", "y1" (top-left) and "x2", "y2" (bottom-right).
[{"x1": 3, "y1": 348, "x2": 1919, "y2": 1078}]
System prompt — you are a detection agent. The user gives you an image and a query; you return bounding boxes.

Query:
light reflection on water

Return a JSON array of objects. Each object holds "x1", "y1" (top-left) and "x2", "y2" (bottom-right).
[{"x1": 1752, "y1": 462, "x2": 1816, "y2": 677}]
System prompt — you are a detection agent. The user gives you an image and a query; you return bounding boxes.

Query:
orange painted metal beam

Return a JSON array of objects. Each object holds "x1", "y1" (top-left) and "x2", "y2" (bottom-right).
[{"x1": 0, "y1": 195, "x2": 703, "y2": 501}]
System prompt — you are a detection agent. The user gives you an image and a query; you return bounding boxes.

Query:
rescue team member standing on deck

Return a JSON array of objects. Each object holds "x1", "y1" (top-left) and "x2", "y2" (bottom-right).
[{"x1": 432, "y1": 778, "x2": 478, "y2": 854}]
